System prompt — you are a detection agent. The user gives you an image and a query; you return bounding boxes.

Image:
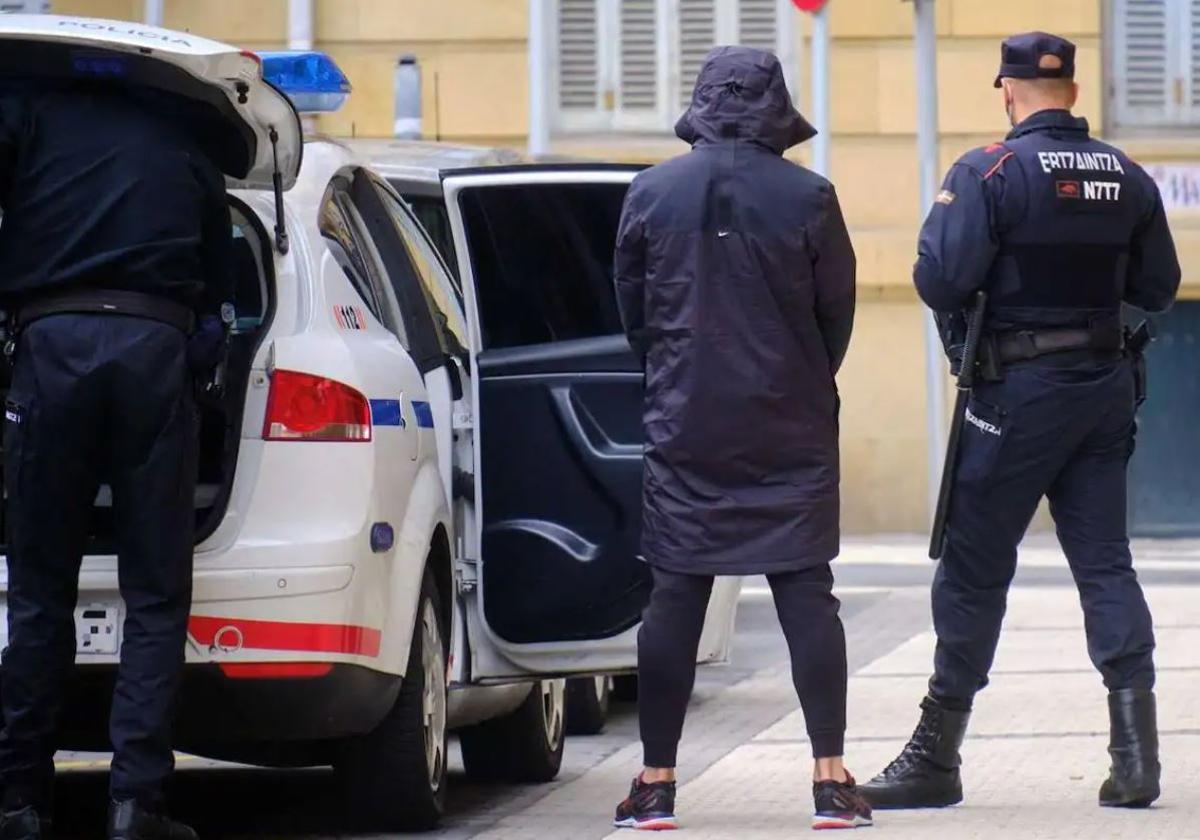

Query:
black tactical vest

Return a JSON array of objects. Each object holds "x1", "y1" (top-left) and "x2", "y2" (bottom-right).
[{"x1": 986, "y1": 112, "x2": 1147, "y2": 314}]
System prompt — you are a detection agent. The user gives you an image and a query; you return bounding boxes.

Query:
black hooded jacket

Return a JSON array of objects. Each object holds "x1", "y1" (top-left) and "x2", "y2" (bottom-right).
[{"x1": 614, "y1": 47, "x2": 856, "y2": 575}]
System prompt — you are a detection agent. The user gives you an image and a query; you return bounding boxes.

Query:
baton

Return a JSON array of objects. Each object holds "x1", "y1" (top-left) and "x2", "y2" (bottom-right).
[{"x1": 929, "y1": 291, "x2": 988, "y2": 561}]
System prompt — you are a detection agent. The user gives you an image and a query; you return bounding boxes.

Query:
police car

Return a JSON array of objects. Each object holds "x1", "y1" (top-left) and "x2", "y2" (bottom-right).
[{"x1": 0, "y1": 15, "x2": 741, "y2": 832}]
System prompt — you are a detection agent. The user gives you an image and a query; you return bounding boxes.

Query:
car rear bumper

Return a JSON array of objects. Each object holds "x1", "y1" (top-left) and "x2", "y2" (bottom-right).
[{"x1": 40, "y1": 663, "x2": 401, "y2": 759}]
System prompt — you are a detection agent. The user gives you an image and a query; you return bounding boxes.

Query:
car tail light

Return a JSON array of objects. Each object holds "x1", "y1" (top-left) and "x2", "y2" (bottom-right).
[
  {"x1": 219, "y1": 663, "x2": 334, "y2": 679},
  {"x1": 263, "y1": 370, "x2": 371, "y2": 442}
]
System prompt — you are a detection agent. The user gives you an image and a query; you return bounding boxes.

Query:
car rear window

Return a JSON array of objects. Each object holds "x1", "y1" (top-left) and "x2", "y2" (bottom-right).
[
  {"x1": 400, "y1": 193, "x2": 459, "y2": 282},
  {"x1": 458, "y1": 182, "x2": 629, "y2": 350}
]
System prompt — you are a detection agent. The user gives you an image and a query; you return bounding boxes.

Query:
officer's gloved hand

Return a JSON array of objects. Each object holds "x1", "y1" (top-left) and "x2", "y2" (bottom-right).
[{"x1": 187, "y1": 314, "x2": 227, "y2": 376}]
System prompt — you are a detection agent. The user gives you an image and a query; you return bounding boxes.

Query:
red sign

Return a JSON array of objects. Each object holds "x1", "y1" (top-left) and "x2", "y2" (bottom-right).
[{"x1": 791, "y1": 0, "x2": 830, "y2": 11}]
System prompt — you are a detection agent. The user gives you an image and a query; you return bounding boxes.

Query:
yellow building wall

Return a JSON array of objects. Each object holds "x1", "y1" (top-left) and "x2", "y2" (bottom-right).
[{"x1": 41, "y1": 0, "x2": 1196, "y2": 534}]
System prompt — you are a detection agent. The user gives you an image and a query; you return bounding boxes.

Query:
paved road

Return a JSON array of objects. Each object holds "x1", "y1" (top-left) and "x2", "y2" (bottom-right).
[
  {"x1": 47, "y1": 539, "x2": 1200, "y2": 838},
  {"x1": 49, "y1": 585, "x2": 895, "y2": 838}
]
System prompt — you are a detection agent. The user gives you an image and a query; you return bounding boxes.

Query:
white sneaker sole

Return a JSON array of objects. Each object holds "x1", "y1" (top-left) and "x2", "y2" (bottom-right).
[
  {"x1": 613, "y1": 815, "x2": 680, "y2": 831},
  {"x1": 812, "y1": 813, "x2": 874, "y2": 830}
]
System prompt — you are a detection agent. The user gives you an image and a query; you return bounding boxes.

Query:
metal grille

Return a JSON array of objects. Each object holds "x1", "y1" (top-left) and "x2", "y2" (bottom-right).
[
  {"x1": 621, "y1": 0, "x2": 659, "y2": 109},
  {"x1": 679, "y1": 0, "x2": 716, "y2": 108},
  {"x1": 1121, "y1": 0, "x2": 1169, "y2": 107},
  {"x1": 738, "y1": 0, "x2": 778, "y2": 53},
  {"x1": 558, "y1": 0, "x2": 598, "y2": 109}
]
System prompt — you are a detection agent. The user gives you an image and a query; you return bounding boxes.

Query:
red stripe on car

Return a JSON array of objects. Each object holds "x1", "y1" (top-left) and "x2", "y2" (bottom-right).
[{"x1": 188, "y1": 616, "x2": 382, "y2": 657}]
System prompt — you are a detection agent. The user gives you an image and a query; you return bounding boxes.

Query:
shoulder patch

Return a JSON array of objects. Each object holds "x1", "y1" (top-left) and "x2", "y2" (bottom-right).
[
  {"x1": 935, "y1": 190, "x2": 956, "y2": 205},
  {"x1": 982, "y1": 151, "x2": 1015, "y2": 180},
  {"x1": 959, "y1": 142, "x2": 1014, "y2": 178}
]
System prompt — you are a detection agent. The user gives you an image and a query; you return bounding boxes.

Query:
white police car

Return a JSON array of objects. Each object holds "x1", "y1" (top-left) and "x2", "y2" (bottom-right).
[{"x1": 0, "y1": 16, "x2": 741, "y2": 832}]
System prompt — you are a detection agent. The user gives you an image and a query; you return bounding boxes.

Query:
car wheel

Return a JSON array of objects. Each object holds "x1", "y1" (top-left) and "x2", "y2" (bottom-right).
[
  {"x1": 460, "y1": 678, "x2": 567, "y2": 784},
  {"x1": 337, "y1": 568, "x2": 448, "y2": 831},
  {"x1": 566, "y1": 675, "x2": 611, "y2": 735},
  {"x1": 612, "y1": 674, "x2": 639, "y2": 703}
]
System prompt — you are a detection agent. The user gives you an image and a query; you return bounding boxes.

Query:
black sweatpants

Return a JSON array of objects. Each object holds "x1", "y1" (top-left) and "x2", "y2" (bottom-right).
[
  {"x1": 0, "y1": 314, "x2": 197, "y2": 810},
  {"x1": 638, "y1": 565, "x2": 847, "y2": 767}
]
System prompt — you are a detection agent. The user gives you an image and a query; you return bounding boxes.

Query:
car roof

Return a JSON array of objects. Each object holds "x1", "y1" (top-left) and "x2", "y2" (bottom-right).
[{"x1": 345, "y1": 139, "x2": 525, "y2": 186}]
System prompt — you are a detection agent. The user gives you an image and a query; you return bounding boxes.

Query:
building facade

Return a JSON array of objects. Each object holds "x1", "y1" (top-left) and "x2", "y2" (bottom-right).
[{"x1": 50, "y1": 0, "x2": 1200, "y2": 534}]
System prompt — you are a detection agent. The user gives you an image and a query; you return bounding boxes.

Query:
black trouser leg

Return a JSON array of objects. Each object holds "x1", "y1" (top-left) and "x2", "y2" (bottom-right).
[
  {"x1": 928, "y1": 383, "x2": 1056, "y2": 706},
  {"x1": 637, "y1": 565, "x2": 849, "y2": 766},
  {"x1": 0, "y1": 319, "x2": 105, "y2": 810},
  {"x1": 637, "y1": 569, "x2": 713, "y2": 768},
  {"x1": 1047, "y1": 393, "x2": 1155, "y2": 692},
  {"x1": 768, "y1": 565, "x2": 846, "y2": 758},
  {"x1": 105, "y1": 319, "x2": 197, "y2": 807}
]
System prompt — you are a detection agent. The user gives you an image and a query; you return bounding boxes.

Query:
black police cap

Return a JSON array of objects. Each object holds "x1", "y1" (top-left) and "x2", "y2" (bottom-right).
[{"x1": 994, "y1": 31, "x2": 1076, "y2": 88}]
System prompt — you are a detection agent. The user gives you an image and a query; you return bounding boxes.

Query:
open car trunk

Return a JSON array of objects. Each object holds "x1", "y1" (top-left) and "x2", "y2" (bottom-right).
[{"x1": 0, "y1": 197, "x2": 274, "y2": 550}]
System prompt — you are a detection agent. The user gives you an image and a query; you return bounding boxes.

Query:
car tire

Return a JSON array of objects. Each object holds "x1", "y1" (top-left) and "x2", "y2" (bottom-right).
[
  {"x1": 459, "y1": 678, "x2": 567, "y2": 784},
  {"x1": 612, "y1": 674, "x2": 639, "y2": 703},
  {"x1": 336, "y1": 568, "x2": 449, "y2": 831},
  {"x1": 566, "y1": 675, "x2": 611, "y2": 736}
]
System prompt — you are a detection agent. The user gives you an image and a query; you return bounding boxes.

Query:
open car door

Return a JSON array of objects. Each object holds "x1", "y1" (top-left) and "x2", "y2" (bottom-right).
[
  {"x1": 443, "y1": 166, "x2": 740, "y2": 679},
  {"x1": 0, "y1": 14, "x2": 302, "y2": 191}
]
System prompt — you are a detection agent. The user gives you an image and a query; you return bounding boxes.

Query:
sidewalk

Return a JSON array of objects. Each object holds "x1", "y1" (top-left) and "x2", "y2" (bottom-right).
[
  {"x1": 643, "y1": 581, "x2": 1199, "y2": 839},
  {"x1": 471, "y1": 541, "x2": 1199, "y2": 840}
]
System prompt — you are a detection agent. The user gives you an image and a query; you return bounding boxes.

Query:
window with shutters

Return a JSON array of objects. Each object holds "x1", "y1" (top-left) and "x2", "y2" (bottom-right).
[
  {"x1": 553, "y1": 0, "x2": 796, "y2": 133},
  {"x1": 1109, "y1": 0, "x2": 1200, "y2": 131}
]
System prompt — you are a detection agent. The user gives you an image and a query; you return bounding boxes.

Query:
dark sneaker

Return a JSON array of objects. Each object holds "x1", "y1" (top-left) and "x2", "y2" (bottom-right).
[
  {"x1": 813, "y1": 774, "x2": 874, "y2": 831},
  {"x1": 613, "y1": 776, "x2": 678, "y2": 831}
]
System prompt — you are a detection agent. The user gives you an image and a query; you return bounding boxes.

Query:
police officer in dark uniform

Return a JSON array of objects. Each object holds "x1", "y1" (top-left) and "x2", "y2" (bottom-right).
[
  {"x1": 860, "y1": 32, "x2": 1180, "y2": 812},
  {"x1": 0, "y1": 77, "x2": 232, "y2": 839}
]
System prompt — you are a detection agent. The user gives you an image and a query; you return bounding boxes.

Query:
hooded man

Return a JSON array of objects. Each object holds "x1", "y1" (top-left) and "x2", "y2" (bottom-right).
[{"x1": 610, "y1": 47, "x2": 869, "y2": 831}]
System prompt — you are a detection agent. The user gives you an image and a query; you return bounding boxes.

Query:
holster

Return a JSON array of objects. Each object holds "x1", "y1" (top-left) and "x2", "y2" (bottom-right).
[{"x1": 1125, "y1": 321, "x2": 1154, "y2": 407}]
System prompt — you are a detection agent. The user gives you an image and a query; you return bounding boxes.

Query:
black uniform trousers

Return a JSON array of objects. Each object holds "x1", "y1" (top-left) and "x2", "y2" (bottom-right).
[
  {"x1": 929, "y1": 355, "x2": 1156, "y2": 705},
  {"x1": 0, "y1": 314, "x2": 197, "y2": 809}
]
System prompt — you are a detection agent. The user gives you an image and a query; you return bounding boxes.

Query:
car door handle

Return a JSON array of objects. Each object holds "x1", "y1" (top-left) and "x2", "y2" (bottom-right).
[{"x1": 549, "y1": 386, "x2": 642, "y2": 462}]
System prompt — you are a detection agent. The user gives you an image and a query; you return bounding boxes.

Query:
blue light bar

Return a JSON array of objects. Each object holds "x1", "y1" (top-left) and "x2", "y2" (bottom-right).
[
  {"x1": 70, "y1": 51, "x2": 130, "y2": 78},
  {"x1": 258, "y1": 51, "x2": 351, "y2": 114}
]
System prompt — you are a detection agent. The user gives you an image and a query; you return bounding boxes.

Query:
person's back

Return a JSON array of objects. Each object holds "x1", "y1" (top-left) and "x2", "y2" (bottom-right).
[
  {"x1": 611, "y1": 46, "x2": 870, "y2": 832},
  {"x1": 0, "y1": 82, "x2": 228, "y2": 310},
  {"x1": 616, "y1": 47, "x2": 855, "y2": 572},
  {"x1": 630, "y1": 148, "x2": 842, "y2": 472},
  {"x1": 914, "y1": 107, "x2": 1175, "y2": 335},
  {"x1": 0, "y1": 78, "x2": 231, "y2": 840}
]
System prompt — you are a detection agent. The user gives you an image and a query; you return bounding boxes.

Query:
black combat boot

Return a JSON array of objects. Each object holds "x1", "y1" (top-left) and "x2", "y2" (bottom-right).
[
  {"x1": 107, "y1": 800, "x2": 198, "y2": 840},
  {"x1": 1099, "y1": 688, "x2": 1161, "y2": 808},
  {"x1": 860, "y1": 695, "x2": 970, "y2": 809}
]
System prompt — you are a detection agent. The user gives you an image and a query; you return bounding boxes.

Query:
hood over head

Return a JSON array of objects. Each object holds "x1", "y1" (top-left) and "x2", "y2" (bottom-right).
[{"x1": 675, "y1": 46, "x2": 815, "y2": 154}]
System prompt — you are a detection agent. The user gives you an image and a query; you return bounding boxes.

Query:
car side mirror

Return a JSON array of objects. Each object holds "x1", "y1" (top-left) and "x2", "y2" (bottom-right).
[{"x1": 445, "y1": 353, "x2": 464, "y2": 401}]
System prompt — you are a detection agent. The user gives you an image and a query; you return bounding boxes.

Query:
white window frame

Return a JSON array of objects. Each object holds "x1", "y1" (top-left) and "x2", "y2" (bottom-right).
[
  {"x1": 1106, "y1": 0, "x2": 1200, "y2": 134},
  {"x1": 550, "y1": 0, "x2": 797, "y2": 134}
]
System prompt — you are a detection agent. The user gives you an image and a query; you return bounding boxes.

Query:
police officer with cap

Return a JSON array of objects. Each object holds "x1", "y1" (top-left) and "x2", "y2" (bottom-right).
[
  {"x1": 860, "y1": 32, "x2": 1180, "y2": 811},
  {"x1": 0, "y1": 76, "x2": 233, "y2": 837}
]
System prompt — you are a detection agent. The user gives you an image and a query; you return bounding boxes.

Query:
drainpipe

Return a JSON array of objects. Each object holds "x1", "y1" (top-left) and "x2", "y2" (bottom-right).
[
  {"x1": 288, "y1": 0, "x2": 314, "y2": 51},
  {"x1": 289, "y1": 0, "x2": 316, "y2": 132},
  {"x1": 810, "y1": 3, "x2": 830, "y2": 177},
  {"x1": 527, "y1": 0, "x2": 550, "y2": 157},
  {"x1": 143, "y1": 0, "x2": 163, "y2": 26},
  {"x1": 914, "y1": 0, "x2": 946, "y2": 523}
]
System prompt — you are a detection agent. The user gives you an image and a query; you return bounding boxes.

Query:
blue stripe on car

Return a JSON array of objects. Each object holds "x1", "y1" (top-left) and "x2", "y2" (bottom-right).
[
  {"x1": 370, "y1": 399, "x2": 404, "y2": 427},
  {"x1": 411, "y1": 401, "x2": 434, "y2": 428}
]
